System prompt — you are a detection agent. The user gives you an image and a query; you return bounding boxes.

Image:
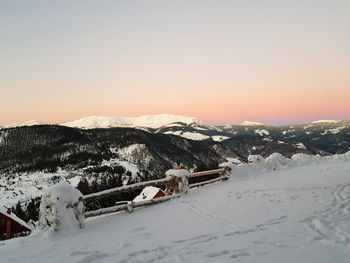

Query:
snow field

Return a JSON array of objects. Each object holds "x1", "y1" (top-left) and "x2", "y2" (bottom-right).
[{"x1": 1, "y1": 153, "x2": 350, "y2": 263}]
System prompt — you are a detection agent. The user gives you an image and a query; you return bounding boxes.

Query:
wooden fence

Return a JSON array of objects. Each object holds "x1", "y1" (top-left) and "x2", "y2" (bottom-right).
[{"x1": 83, "y1": 167, "x2": 230, "y2": 218}]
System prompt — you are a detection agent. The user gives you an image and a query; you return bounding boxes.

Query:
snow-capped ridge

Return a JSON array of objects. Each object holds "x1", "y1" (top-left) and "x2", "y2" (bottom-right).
[
  {"x1": 240, "y1": 121, "x2": 264, "y2": 126},
  {"x1": 3, "y1": 120, "x2": 43, "y2": 129},
  {"x1": 311, "y1": 120, "x2": 341, "y2": 124},
  {"x1": 61, "y1": 114, "x2": 202, "y2": 129}
]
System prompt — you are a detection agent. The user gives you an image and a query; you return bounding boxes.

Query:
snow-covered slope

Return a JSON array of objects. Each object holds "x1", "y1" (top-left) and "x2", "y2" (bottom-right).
[
  {"x1": 0, "y1": 169, "x2": 72, "y2": 207},
  {"x1": 1, "y1": 153, "x2": 350, "y2": 263},
  {"x1": 240, "y1": 121, "x2": 264, "y2": 126},
  {"x1": 61, "y1": 114, "x2": 202, "y2": 129}
]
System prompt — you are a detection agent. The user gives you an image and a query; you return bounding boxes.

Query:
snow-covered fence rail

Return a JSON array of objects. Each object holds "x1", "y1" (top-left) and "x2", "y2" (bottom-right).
[
  {"x1": 188, "y1": 168, "x2": 227, "y2": 178},
  {"x1": 83, "y1": 167, "x2": 230, "y2": 218},
  {"x1": 83, "y1": 177, "x2": 172, "y2": 203},
  {"x1": 83, "y1": 168, "x2": 228, "y2": 202},
  {"x1": 85, "y1": 194, "x2": 183, "y2": 218},
  {"x1": 188, "y1": 168, "x2": 229, "y2": 186}
]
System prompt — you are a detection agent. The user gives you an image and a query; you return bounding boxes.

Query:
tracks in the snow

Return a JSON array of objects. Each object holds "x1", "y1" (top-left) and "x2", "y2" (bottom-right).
[{"x1": 301, "y1": 182, "x2": 350, "y2": 246}]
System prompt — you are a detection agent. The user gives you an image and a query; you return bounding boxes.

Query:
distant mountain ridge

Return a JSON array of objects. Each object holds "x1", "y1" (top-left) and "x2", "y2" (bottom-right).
[
  {"x1": 2, "y1": 114, "x2": 348, "y2": 130},
  {"x1": 2, "y1": 120, "x2": 43, "y2": 129},
  {"x1": 0, "y1": 117, "x2": 349, "y2": 208},
  {"x1": 61, "y1": 114, "x2": 203, "y2": 129},
  {"x1": 239, "y1": 121, "x2": 264, "y2": 126}
]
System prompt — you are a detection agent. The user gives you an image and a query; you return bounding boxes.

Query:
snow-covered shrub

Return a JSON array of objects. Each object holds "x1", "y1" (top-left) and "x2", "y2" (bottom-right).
[
  {"x1": 165, "y1": 169, "x2": 189, "y2": 194},
  {"x1": 291, "y1": 153, "x2": 317, "y2": 165},
  {"x1": 219, "y1": 158, "x2": 241, "y2": 171},
  {"x1": 247, "y1": 155, "x2": 265, "y2": 164},
  {"x1": 38, "y1": 181, "x2": 85, "y2": 233},
  {"x1": 331, "y1": 151, "x2": 350, "y2": 161},
  {"x1": 265, "y1": 153, "x2": 288, "y2": 170},
  {"x1": 247, "y1": 153, "x2": 288, "y2": 171}
]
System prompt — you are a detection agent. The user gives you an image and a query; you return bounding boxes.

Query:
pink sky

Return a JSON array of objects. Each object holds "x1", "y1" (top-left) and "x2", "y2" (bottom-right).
[{"x1": 1, "y1": 1, "x2": 349, "y2": 126}]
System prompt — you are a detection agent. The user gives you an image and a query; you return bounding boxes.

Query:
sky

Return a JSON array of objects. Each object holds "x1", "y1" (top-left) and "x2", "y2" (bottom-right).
[{"x1": 0, "y1": 0, "x2": 349, "y2": 126}]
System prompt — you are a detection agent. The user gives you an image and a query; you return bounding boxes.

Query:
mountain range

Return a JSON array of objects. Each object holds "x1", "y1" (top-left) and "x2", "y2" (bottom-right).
[{"x1": 0, "y1": 114, "x2": 349, "y2": 207}]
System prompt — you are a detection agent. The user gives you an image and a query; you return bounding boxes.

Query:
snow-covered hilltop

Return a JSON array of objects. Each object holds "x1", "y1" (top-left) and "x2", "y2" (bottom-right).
[
  {"x1": 3, "y1": 120, "x2": 43, "y2": 129},
  {"x1": 311, "y1": 120, "x2": 341, "y2": 124},
  {"x1": 61, "y1": 114, "x2": 202, "y2": 129},
  {"x1": 240, "y1": 120, "x2": 264, "y2": 126}
]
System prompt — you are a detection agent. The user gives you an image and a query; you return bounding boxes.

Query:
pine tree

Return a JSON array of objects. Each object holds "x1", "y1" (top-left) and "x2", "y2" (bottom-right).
[
  {"x1": 100, "y1": 176, "x2": 108, "y2": 191},
  {"x1": 91, "y1": 178, "x2": 99, "y2": 193},
  {"x1": 27, "y1": 198, "x2": 38, "y2": 221},
  {"x1": 77, "y1": 177, "x2": 90, "y2": 195},
  {"x1": 14, "y1": 202, "x2": 25, "y2": 220}
]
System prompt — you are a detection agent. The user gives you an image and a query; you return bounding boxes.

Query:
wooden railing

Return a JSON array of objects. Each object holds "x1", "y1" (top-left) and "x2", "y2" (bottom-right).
[
  {"x1": 85, "y1": 194, "x2": 183, "y2": 218},
  {"x1": 188, "y1": 168, "x2": 226, "y2": 178},
  {"x1": 83, "y1": 177, "x2": 171, "y2": 203},
  {"x1": 83, "y1": 167, "x2": 230, "y2": 218}
]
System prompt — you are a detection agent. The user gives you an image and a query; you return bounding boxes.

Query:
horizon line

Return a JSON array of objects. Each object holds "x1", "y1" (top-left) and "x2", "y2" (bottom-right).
[{"x1": 1, "y1": 114, "x2": 349, "y2": 127}]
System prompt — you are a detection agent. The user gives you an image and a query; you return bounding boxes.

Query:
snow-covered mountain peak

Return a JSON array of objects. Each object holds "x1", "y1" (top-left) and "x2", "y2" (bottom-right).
[
  {"x1": 311, "y1": 120, "x2": 341, "y2": 124},
  {"x1": 3, "y1": 120, "x2": 43, "y2": 129},
  {"x1": 240, "y1": 120, "x2": 264, "y2": 126},
  {"x1": 61, "y1": 114, "x2": 202, "y2": 129}
]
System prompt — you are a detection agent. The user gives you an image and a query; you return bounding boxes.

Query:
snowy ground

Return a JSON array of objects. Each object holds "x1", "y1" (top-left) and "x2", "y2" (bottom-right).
[
  {"x1": 0, "y1": 169, "x2": 73, "y2": 207},
  {"x1": 1, "y1": 155, "x2": 350, "y2": 263}
]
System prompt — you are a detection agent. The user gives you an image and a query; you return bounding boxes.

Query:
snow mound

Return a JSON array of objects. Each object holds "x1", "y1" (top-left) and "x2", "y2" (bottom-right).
[
  {"x1": 265, "y1": 153, "x2": 288, "y2": 168},
  {"x1": 247, "y1": 155, "x2": 265, "y2": 164},
  {"x1": 61, "y1": 114, "x2": 202, "y2": 129},
  {"x1": 240, "y1": 121, "x2": 264, "y2": 126},
  {"x1": 38, "y1": 181, "x2": 85, "y2": 234},
  {"x1": 237, "y1": 151, "x2": 350, "y2": 173}
]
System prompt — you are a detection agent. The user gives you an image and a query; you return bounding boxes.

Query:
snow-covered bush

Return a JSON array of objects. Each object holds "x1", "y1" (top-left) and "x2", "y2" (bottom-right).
[
  {"x1": 247, "y1": 155, "x2": 265, "y2": 164},
  {"x1": 291, "y1": 153, "x2": 318, "y2": 165},
  {"x1": 265, "y1": 153, "x2": 288, "y2": 169},
  {"x1": 165, "y1": 169, "x2": 189, "y2": 194},
  {"x1": 38, "y1": 181, "x2": 85, "y2": 233}
]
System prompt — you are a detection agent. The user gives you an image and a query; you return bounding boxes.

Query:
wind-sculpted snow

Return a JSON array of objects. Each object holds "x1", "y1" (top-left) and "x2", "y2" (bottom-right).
[{"x1": 1, "y1": 153, "x2": 350, "y2": 263}]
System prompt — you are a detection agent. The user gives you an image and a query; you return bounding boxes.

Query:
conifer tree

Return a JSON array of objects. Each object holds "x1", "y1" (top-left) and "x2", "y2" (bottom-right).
[
  {"x1": 27, "y1": 198, "x2": 38, "y2": 221},
  {"x1": 77, "y1": 177, "x2": 90, "y2": 195},
  {"x1": 14, "y1": 202, "x2": 25, "y2": 220}
]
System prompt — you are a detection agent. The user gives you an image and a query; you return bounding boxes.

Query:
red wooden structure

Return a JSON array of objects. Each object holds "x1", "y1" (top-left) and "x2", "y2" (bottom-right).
[{"x1": 0, "y1": 208, "x2": 31, "y2": 240}]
